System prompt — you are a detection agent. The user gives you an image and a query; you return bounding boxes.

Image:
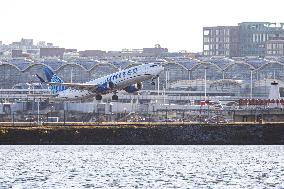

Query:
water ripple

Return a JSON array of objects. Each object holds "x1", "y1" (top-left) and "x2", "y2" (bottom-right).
[{"x1": 0, "y1": 145, "x2": 283, "y2": 188}]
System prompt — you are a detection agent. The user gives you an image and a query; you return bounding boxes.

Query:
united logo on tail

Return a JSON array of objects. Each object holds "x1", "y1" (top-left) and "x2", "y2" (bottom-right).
[{"x1": 43, "y1": 67, "x2": 66, "y2": 94}]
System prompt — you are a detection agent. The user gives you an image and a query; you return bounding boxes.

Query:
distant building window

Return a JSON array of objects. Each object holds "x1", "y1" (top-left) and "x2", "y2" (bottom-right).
[
  {"x1": 204, "y1": 45, "x2": 209, "y2": 51},
  {"x1": 204, "y1": 37, "x2": 209, "y2": 43},
  {"x1": 204, "y1": 30, "x2": 210, "y2": 35},
  {"x1": 263, "y1": 34, "x2": 266, "y2": 42},
  {"x1": 226, "y1": 29, "x2": 230, "y2": 35}
]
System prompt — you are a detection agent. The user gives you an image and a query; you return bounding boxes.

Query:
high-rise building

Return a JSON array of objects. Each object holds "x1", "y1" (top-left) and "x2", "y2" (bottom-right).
[
  {"x1": 266, "y1": 37, "x2": 284, "y2": 56},
  {"x1": 239, "y1": 22, "x2": 284, "y2": 57},
  {"x1": 20, "y1": 38, "x2": 33, "y2": 46},
  {"x1": 203, "y1": 22, "x2": 284, "y2": 57},
  {"x1": 203, "y1": 26, "x2": 239, "y2": 57}
]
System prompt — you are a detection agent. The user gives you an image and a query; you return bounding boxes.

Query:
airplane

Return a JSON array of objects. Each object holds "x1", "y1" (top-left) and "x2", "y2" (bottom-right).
[{"x1": 36, "y1": 63, "x2": 164, "y2": 101}]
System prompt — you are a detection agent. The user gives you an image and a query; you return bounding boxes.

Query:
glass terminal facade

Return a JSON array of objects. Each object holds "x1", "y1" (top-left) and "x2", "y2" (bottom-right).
[{"x1": 1, "y1": 57, "x2": 284, "y2": 97}]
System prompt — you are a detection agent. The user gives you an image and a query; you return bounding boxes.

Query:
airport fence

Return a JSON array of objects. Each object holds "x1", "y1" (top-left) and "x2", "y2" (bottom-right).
[{"x1": 0, "y1": 108, "x2": 229, "y2": 125}]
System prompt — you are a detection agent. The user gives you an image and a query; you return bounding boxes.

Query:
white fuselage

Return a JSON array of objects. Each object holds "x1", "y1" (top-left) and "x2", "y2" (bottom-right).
[{"x1": 55, "y1": 63, "x2": 164, "y2": 100}]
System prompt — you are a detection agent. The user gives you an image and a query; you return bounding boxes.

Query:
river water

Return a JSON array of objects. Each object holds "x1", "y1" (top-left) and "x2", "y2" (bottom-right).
[{"x1": 0, "y1": 145, "x2": 283, "y2": 188}]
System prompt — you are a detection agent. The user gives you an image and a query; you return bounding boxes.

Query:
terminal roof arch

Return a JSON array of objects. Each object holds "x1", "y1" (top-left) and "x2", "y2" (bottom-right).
[
  {"x1": 176, "y1": 60, "x2": 200, "y2": 70},
  {"x1": 55, "y1": 62, "x2": 87, "y2": 72},
  {"x1": 164, "y1": 61, "x2": 189, "y2": 71},
  {"x1": 207, "y1": 58, "x2": 235, "y2": 70},
  {"x1": 190, "y1": 61, "x2": 222, "y2": 71},
  {"x1": 124, "y1": 62, "x2": 143, "y2": 69},
  {"x1": 70, "y1": 59, "x2": 102, "y2": 71},
  {"x1": 7, "y1": 59, "x2": 35, "y2": 71},
  {"x1": 88, "y1": 62, "x2": 119, "y2": 72},
  {"x1": 245, "y1": 59, "x2": 270, "y2": 69},
  {"x1": 256, "y1": 61, "x2": 284, "y2": 71},
  {"x1": 223, "y1": 61, "x2": 255, "y2": 71},
  {"x1": 21, "y1": 62, "x2": 54, "y2": 72},
  {"x1": 110, "y1": 60, "x2": 139, "y2": 69},
  {"x1": 40, "y1": 59, "x2": 66, "y2": 70},
  {"x1": 0, "y1": 62, "x2": 22, "y2": 71}
]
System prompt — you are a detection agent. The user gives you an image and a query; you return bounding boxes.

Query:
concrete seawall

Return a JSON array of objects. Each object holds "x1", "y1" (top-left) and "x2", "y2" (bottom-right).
[{"x1": 0, "y1": 123, "x2": 283, "y2": 144}]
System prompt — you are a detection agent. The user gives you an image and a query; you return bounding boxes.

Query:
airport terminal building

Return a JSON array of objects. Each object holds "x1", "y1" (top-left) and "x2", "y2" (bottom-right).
[{"x1": 1, "y1": 56, "x2": 284, "y2": 98}]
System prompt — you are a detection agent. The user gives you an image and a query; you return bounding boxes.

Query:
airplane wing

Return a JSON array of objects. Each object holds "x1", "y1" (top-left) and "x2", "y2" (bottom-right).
[{"x1": 47, "y1": 82, "x2": 99, "y2": 91}]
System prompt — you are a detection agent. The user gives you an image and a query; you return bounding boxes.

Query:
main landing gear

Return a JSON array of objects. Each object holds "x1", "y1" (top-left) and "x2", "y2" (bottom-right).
[
  {"x1": 112, "y1": 93, "x2": 118, "y2": 101},
  {"x1": 95, "y1": 94, "x2": 102, "y2": 100}
]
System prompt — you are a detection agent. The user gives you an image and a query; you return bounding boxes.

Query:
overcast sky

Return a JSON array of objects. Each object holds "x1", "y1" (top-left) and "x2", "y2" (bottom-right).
[{"x1": 1, "y1": 0, "x2": 284, "y2": 52}]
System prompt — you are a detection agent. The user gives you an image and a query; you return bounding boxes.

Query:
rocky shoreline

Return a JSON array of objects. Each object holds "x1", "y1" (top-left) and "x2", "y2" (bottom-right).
[{"x1": 0, "y1": 123, "x2": 283, "y2": 145}]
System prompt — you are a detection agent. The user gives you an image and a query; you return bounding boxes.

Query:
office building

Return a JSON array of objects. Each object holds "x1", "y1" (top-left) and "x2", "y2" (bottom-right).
[
  {"x1": 142, "y1": 44, "x2": 168, "y2": 55},
  {"x1": 266, "y1": 37, "x2": 284, "y2": 56},
  {"x1": 203, "y1": 26, "x2": 239, "y2": 57},
  {"x1": 12, "y1": 49, "x2": 23, "y2": 58},
  {"x1": 203, "y1": 22, "x2": 284, "y2": 57},
  {"x1": 40, "y1": 48, "x2": 65, "y2": 59},
  {"x1": 239, "y1": 22, "x2": 284, "y2": 57},
  {"x1": 79, "y1": 50, "x2": 106, "y2": 57}
]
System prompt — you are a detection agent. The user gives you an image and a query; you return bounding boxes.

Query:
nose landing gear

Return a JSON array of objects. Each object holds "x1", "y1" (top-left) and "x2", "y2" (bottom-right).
[{"x1": 151, "y1": 75, "x2": 159, "y2": 85}]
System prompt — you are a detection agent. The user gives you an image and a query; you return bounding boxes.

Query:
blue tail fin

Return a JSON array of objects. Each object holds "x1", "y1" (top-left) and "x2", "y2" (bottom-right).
[{"x1": 44, "y1": 67, "x2": 66, "y2": 94}]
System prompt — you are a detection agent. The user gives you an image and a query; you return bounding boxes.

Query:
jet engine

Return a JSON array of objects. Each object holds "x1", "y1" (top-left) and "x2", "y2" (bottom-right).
[
  {"x1": 124, "y1": 82, "x2": 142, "y2": 93},
  {"x1": 97, "y1": 81, "x2": 115, "y2": 93}
]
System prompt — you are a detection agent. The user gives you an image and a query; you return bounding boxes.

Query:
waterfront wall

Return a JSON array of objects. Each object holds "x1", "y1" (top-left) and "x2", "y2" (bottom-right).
[{"x1": 0, "y1": 123, "x2": 283, "y2": 145}]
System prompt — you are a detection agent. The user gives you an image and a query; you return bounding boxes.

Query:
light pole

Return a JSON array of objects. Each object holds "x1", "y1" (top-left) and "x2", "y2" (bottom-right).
[
  {"x1": 204, "y1": 66, "x2": 207, "y2": 101},
  {"x1": 250, "y1": 68, "x2": 254, "y2": 99},
  {"x1": 157, "y1": 76, "x2": 160, "y2": 96},
  {"x1": 124, "y1": 107, "x2": 127, "y2": 122},
  {"x1": 37, "y1": 99, "x2": 40, "y2": 125}
]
